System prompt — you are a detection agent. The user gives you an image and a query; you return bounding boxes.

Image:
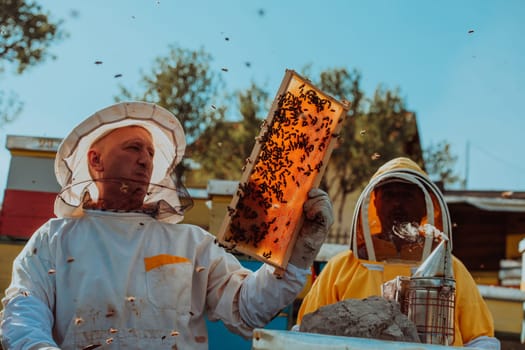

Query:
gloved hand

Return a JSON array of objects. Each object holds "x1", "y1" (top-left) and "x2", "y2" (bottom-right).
[{"x1": 289, "y1": 188, "x2": 334, "y2": 269}]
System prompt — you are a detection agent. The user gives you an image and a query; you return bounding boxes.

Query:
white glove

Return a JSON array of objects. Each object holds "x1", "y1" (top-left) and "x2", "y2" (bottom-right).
[{"x1": 289, "y1": 188, "x2": 334, "y2": 269}]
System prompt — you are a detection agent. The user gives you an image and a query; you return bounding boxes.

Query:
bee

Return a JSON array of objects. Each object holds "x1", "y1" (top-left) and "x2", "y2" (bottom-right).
[
  {"x1": 262, "y1": 251, "x2": 272, "y2": 259},
  {"x1": 119, "y1": 183, "x2": 128, "y2": 193},
  {"x1": 105, "y1": 309, "x2": 115, "y2": 317}
]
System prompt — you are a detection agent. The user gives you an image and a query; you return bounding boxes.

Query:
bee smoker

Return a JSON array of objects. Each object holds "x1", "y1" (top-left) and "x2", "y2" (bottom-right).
[{"x1": 382, "y1": 235, "x2": 455, "y2": 345}]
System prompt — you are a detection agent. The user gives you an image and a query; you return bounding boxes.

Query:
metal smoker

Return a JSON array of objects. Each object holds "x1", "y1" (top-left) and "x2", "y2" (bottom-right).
[
  {"x1": 408, "y1": 234, "x2": 455, "y2": 345},
  {"x1": 383, "y1": 233, "x2": 455, "y2": 345}
]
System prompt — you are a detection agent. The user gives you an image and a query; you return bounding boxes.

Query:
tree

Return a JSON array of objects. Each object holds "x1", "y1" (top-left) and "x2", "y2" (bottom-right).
[
  {"x1": 189, "y1": 83, "x2": 270, "y2": 184},
  {"x1": 424, "y1": 141, "x2": 463, "y2": 188},
  {"x1": 311, "y1": 68, "x2": 423, "y2": 238},
  {"x1": 0, "y1": 0, "x2": 65, "y2": 126},
  {"x1": 116, "y1": 45, "x2": 225, "y2": 183}
]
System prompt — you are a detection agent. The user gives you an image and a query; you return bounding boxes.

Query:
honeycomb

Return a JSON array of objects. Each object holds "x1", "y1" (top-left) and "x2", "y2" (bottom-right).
[{"x1": 217, "y1": 70, "x2": 349, "y2": 273}]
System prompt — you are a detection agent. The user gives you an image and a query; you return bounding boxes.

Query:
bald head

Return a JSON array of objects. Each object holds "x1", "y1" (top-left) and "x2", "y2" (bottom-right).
[{"x1": 87, "y1": 126, "x2": 154, "y2": 210}]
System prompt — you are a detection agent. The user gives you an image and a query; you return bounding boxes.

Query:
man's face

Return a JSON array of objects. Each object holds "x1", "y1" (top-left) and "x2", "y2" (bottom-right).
[
  {"x1": 89, "y1": 126, "x2": 154, "y2": 206},
  {"x1": 374, "y1": 181, "x2": 426, "y2": 233}
]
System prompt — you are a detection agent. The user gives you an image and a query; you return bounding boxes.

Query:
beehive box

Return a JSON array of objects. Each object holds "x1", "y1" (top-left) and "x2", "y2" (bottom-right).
[{"x1": 217, "y1": 70, "x2": 349, "y2": 275}]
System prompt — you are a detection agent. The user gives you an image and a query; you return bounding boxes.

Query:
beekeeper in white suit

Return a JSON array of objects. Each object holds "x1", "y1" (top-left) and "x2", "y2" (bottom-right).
[{"x1": 0, "y1": 101, "x2": 333, "y2": 350}]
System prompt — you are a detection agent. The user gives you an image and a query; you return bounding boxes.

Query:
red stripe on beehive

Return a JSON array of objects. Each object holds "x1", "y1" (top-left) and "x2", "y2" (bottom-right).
[{"x1": 0, "y1": 189, "x2": 57, "y2": 240}]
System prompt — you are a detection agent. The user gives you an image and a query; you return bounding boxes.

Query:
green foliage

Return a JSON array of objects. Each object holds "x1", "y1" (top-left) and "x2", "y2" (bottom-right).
[
  {"x1": 313, "y1": 68, "x2": 423, "y2": 200},
  {"x1": 190, "y1": 83, "x2": 270, "y2": 184},
  {"x1": 237, "y1": 82, "x2": 270, "y2": 144},
  {"x1": 0, "y1": 0, "x2": 64, "y2": 74},
  {"x1": 297, "y1": 68, "x2": 423, "y2": 230},
  {"x1": 190, "y1": 120, "x2": 247, "y2": 183},
  {"x1": 0, "y1": 0, "x2": 65, "y2": 127},
  {"x1": 116, "y1": 45, "x2": 225, "y2": 183},
  {"x1": 184, "y1": 66, "x2": 425, "y2": 199},
  {"x1": 423, "y1": 141, "x2": 463, "y2": 188}
]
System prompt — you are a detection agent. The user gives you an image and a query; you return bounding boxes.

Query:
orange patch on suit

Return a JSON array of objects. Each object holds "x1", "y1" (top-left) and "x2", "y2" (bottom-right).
[{"x1": 144, "y1": 254, "x2": 190, "y2": 271}]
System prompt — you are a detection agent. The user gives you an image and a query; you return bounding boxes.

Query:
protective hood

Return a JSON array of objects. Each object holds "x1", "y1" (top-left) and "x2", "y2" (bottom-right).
[
  {"x1": 54, "y1": 101, "x2": 193, "y2": 223},
  {"x1": 350, "y1": 157, "x2": 452, "y2": 262}
]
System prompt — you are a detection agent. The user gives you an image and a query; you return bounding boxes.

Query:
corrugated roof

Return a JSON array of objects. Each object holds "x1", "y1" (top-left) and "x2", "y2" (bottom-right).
[{"x1": 445, "y1": 195, "x2": 525, "y2": 213}]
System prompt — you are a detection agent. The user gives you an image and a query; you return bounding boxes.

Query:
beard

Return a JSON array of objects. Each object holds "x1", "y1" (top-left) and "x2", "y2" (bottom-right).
[{"x1": 96, "y1": 178, "x2": 150, "y2": 210}]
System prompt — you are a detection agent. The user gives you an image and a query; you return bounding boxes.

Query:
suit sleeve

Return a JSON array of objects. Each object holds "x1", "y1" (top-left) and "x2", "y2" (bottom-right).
[
  {"x1": 295, "y1": 253, "x2": 345, "y2": 324},
  {"x1": 1, "y1": 222, "x2": 59, "y2": 350},
  {"x1": 202, "y1": 240, "x2": 308, "y2": 339},
  {"x1": 238, "y1": 263, "x2": 308, "y2": 331},
  {"x1": 453, "y1": 257, "x2": 500, "y2": 349}
]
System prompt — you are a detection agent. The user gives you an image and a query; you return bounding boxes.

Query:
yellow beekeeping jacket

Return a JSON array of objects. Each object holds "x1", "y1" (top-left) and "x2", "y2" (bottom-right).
[{"x1": 297, "y1": 250, "x2": 495, "y2": 347}]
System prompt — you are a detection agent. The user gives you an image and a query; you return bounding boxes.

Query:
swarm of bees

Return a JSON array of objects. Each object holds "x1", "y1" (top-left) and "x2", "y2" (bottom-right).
[{"x1": 221, "y1": 74, "x2": 346, "y2": 267}]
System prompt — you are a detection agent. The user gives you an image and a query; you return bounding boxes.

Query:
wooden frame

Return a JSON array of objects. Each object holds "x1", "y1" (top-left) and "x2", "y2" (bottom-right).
[{"x1": 217, "y1": 69, "x2": 350, "y2": 275}]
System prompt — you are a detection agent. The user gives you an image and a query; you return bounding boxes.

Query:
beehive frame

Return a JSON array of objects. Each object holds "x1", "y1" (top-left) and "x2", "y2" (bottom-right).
[{"x1": 217, "y1": 69, "x2": 350, "y2": 275}]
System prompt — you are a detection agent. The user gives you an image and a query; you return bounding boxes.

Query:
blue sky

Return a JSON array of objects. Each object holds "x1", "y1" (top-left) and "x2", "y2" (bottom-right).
[{"x1": 1, "y1": 0, "x2": 524, "y2": 201}]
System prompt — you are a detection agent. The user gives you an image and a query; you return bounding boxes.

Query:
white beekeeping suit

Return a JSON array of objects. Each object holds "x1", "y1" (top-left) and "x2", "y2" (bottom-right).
[{"x1": 1, "y1": 101, "x2": 332, "y2": 350}]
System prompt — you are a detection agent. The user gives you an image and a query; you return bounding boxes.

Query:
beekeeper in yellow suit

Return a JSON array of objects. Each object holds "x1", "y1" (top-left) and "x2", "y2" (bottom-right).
[{"x1": 297, "y1": 157, "x2": 499, "y2": 350}]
